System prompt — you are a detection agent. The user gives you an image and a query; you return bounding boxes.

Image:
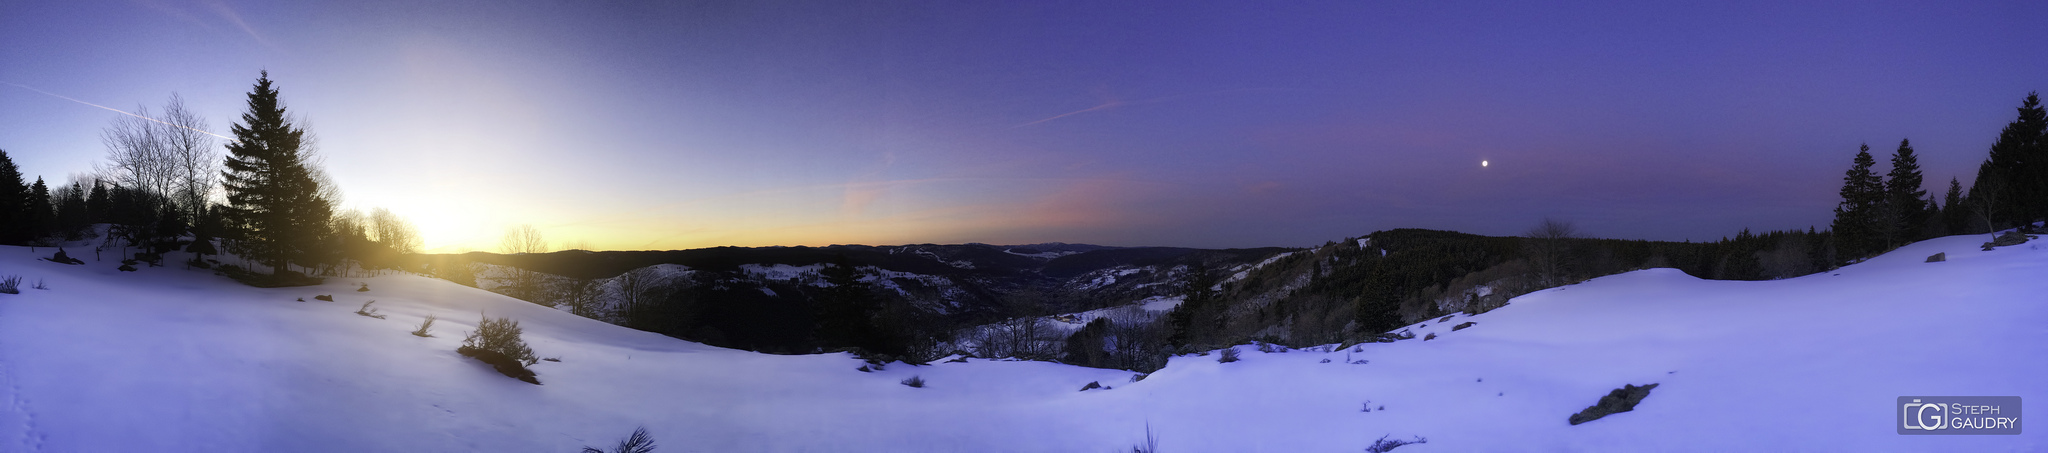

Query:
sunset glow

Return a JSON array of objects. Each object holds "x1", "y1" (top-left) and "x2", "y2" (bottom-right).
[{"x1": 3, "y1": 1, "x2": 2045, "y2": 251}]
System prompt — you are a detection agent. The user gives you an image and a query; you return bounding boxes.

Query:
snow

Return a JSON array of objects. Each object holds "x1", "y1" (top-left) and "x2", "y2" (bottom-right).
[
  {"x1": 738, "y1": 263, "x2": 820, "y2": 283},
  {"x1": 0, "y1": 233, "x2": 2042, "y2": 451},
  {"x1": 1215, "y1": 251, "x2": 1296, "y2": 290}
]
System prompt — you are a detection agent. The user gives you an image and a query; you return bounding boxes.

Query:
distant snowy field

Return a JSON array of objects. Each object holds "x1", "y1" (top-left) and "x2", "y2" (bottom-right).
[{"x1": 0, "y1": 234, "x2": 2042, "y2": 451}]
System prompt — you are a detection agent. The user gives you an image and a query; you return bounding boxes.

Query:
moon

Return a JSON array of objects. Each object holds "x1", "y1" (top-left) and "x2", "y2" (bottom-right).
[{"x1": 1481, "y1": 160, "x2": 1488, "y2": 167}]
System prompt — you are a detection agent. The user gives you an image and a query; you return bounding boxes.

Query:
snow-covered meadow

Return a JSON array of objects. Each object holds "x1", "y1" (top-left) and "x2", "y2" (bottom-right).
[{"x1": 0, "y1": 233, "x2": 2041, "y2": 451}]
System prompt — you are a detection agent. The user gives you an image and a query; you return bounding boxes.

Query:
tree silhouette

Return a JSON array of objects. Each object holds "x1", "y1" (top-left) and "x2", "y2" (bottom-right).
[{"x1": 220, "y1": 71, "x2": 333, "y2": 277}]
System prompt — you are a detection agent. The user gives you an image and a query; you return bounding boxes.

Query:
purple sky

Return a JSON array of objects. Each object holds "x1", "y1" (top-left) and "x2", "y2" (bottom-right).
[{"x1": 3, "y1": 1, "x2": 2044, "y2": 251}]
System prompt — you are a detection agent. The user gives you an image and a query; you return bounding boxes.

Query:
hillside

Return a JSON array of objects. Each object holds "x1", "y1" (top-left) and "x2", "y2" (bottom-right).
[{"x1": 0, "y1": 233, "x2": 2040, "y2": 451}]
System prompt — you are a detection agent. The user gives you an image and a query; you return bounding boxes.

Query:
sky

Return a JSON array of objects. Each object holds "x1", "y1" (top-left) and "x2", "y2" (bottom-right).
[{"x1": 2, "y1": 1, "x2": 2045, "y2": 252}]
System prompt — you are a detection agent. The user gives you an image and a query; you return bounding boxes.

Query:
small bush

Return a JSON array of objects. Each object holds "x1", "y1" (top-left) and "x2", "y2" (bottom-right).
[
  {"x1": 0, "y1": 275, "x2": 19, "y2": 294},
  {"x1": 117, "y1": 264, "x2": 137, "y2": 272},
  {"x1": 1217, "y1": 347, "x2": 1239, "y2": 363},
  {"x1": 356, "y1": 300, "x2": 387, "y2": 319},
  {"x1": 32, "y1": 279, "x2": 47, "y2": 290},
  {"x1": 357, "y1": 283, "x2": 370, "y2": 292},
  {"x1": 314, "y1": 294, "x2": 334, "y2": 302},
  {"x1": 463, "y1": 314, "x2": 538, "y2": 366},
  {"x1": 901, "y1": 375, "x2": 925, "y2": 388},
  {"x1": 1423, "y1": 333, "x2": 1437, "y2": 341},
  {"x1": 411, "y1": 313, "x2": 437, "y2": 337},
  {"x1": 1451, "y1": 322, "x2": 1476, "y2": 331},
  {"x1": 580, "y1": 426, "x2": 657, "y2": 453},
  {"x1": 1364, "y1": 434, "x2": 1426, "y2": 452}
]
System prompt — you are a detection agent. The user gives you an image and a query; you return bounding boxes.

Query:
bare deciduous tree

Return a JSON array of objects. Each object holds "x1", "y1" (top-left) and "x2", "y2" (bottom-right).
[
  {"x1": 553, "y1": 277, "x2": 606, "y2": 319},
  {"x1": 98, "y1": 94, "x2": 217, "y2": 221},
  {"x1": 611, "y1": 266, "x2": 674, "y2": 324},
  {"x1": 1524, "y1": 218, "x2": 1577, "y2": 286},
  {"x1": 369, "y1": 207, "x2": 422, "y2": 254},
  {"x1": 492, "y1": 224, "x2": 551, "y2": 302},
  {"x1": 500, "y1": 224, "x2": 547, "y2": 255},
  {"x1": 161, "y1": 94, "x2": 218, "y2": 222}
]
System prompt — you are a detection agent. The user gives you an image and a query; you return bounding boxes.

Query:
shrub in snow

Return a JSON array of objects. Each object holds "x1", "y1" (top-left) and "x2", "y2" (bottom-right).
[
  {"x1": 357, "y1": 283, "x2": 370, "y2": 292},
  {"x1": 1451, "y1": 322, "x2": 1476, "y2": 331},
  {"x1": 411, "y1": 314, "x2": 436, "y2": 337},
  {"x1": 459, "y1": 315, "x2": 540, "y2": 384},
  {"x1": 1568, "y1": 383, "x2": 1659, "y2": 425},
  {"x1": 1424, "y1": 333, "x2": 1437, "y2": 341},
  {"x1": 1131, "y1": 373, "x2": 1148, "y2": 382},
  {"x1": 117, "y1": 264, "x2": 137, "y2": 272},
  {"x1": 314, "y1": 294, "x2": 334, "y2": 302},
  {"x1": 901, "y1": 375, "x2": 925, "y2": 388},
  {"x1": 580, "y1": 426, "x2": 657, "y2": 453},
  {"x1": 32, "y1": 278, "x2": 47, "y2": 290},
  {"x1": 1437, "y1": 315, "x2": 1455, "y2": 323},
  {"x1": 1364, "y1": 434, "x2": 1426, "y2": 452},
  {"x1": 355, "y1": 300, "x2": 387, "y2": 319},
  {"x1": 1129, "y1": 422, "x2": 1159, "y2": 453},
  {"x1": 0, "y1": 275, "x2": 19, "y2": 294},
  {"x1": 1217, "y1": 347, "x2": 1239, "y2": 363}
]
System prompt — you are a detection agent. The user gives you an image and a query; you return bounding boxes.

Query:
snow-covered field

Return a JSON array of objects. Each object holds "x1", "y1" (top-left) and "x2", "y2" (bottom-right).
[{"x1": 0, "y1": 233, "x2": 2041, "y2": 451}]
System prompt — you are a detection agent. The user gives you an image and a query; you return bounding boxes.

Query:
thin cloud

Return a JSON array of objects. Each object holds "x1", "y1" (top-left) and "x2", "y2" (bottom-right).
[{"x1": 0, "y1": 80, "x2": 234, "y2": 141}]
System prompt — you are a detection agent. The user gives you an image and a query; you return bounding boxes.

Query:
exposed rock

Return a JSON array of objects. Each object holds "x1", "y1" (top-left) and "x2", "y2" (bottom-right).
[
  {"x1": 1983, "y1": 230, "x2": 2034, "y2": 249},
  {"x1": 1568, "y1": 383, "x2": 1658, "y2": 425},
  {"x1": 1452, "y1": 322, "x2": 1476, "y2": 331},
  {"x1": 1926, "y1": 252, "x2": 1945, "y2": 263},
  {"x1": 1079, "y1": 381, "x2": 1101, "y2": 391},
  {"x1": 1424, "y1": 333, "x2": 1438, "y2": 341}
]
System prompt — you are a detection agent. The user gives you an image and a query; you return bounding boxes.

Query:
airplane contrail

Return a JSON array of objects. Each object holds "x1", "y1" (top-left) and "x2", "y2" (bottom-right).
[{"x1": 0, "y1": 80, "x2": 235, "y2": 141}]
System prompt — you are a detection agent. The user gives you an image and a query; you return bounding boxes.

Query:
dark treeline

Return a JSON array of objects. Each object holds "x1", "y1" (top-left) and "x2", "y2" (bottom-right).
[{"x1": 0, "y1": 72, "x2": 423, "y2": 283}]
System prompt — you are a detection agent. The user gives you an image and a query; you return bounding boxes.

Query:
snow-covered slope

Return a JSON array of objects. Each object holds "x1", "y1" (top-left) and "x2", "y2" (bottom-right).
[{"x1": 0, "y1": 234, "x2": 2042, "y2": 451}]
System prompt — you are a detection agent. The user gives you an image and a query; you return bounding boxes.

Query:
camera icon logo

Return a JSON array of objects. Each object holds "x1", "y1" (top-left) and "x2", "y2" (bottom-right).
[{"x1": 1902, "y1": 399, "x2": 1948, "y2": 431}]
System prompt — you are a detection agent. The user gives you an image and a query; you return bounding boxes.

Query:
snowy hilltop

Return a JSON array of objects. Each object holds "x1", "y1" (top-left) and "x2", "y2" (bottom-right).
[{"x1": 0, "y1": 232, "x2": 2041, "y2": 451}]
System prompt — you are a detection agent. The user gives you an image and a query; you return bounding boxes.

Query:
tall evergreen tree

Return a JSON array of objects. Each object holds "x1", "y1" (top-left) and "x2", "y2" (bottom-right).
[
  {"x1": 220, "y1": 71, "x2": 333, "y2": 277},
  {"x1": 1165, "y1": 261, "x2": 1219, "y2": 348},
  {"x1": 25, "y1": 177, "x2": 54, "y2": 243},
  {"x1": 86, "y1": 181, "x2": 111, "y2": 224},
  {"x1": 56, "y1": 182, "x2": 87, "y2": 239},
  {"x1": 0, "y1": 150, "x2": 24, "y2": 244},
  {"x1": 1884, "y1": 139, "x2": 1929, "y2": 245},
  {"x1": 1941, "y1": 177, "x2": 1969, "y2": 234},
  {"x1": 1831, "y1": 144, "x2": 1886, "y2": 260},
  {"x1": 1971, "y1": 92, "x2": 2047, "y2": 227}
]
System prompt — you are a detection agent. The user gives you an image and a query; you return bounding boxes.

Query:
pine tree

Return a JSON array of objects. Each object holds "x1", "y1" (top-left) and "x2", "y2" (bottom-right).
[
  {"x1": 1884, "y1": 139, "x2": 1929, "y2": 245},
  {"x1": 1166, "y1": 262, "x2": 1218, "y2": 348},
  {"x1": 220, "y1": 71, "x2": 334, "y2": 278},
  {"x1": 25, "y1": 177, "x2": 54, "y2": 243},
  {"x1": 86, "y1": 181, "x2": 110, "y2": 224},
  {"x1": 0, "y1": 150, "x2": 26, "y2": 245},
  {"x1": 56, "y1": 182, "x2": 87, "y2": 239},
  {"x1": 1972, "y1": 92, "x2": 2047, "y2": 228},
  {"x1": 1941, "y1": 177, "x2": 1969, "y2": 234},
  {"x1": 1831, "y1": 144, "x2": 1886, "y2": 260}
]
